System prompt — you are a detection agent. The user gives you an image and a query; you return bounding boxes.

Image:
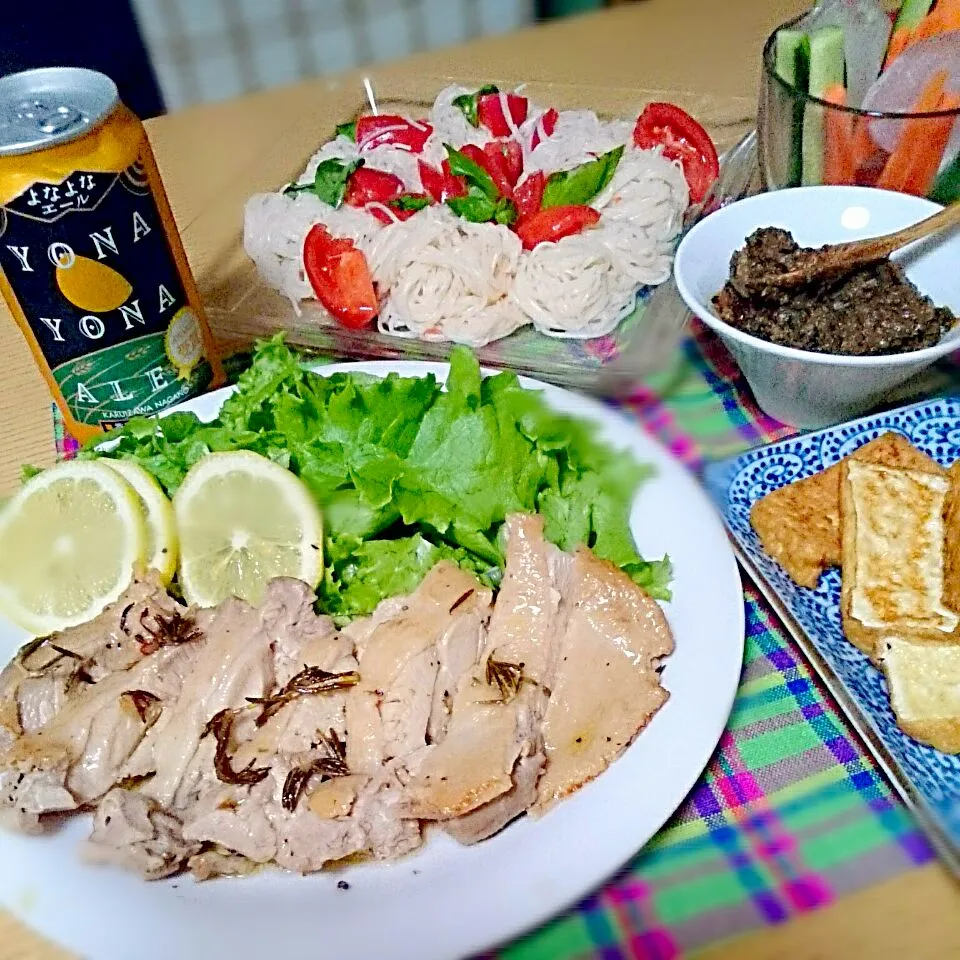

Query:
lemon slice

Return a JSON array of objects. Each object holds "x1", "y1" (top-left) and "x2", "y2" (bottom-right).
[
  {"x1": 0, "y1": 461, "x2": 147, "y2": 634},
  {"x1": 173, "y1": 451, "x2": 323, "y2": 607},
  {"x1": 100, "y1": 459, "x2": 178, "y2": 585},
  {"x1": 164, "y1": 307, "x2": 204, "y2": 380}
]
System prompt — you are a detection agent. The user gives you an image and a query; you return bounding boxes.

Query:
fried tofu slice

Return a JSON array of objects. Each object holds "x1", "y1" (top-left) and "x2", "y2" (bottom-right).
[
  {"x1": 943, "y1": 462, "x2": 960, "y2": 615},
  {"x1": 750, "y1": 461, "x2": 843, "y2": 588},
  {"x1": 879, "y1": 636, "x2": 960, "y2": 754},
  {"x1": 750, "y1": 432, "x2": 942, "y2": 588},
  {"x1": 840, "y1": 460, "x2": 958, "y2": 659}
]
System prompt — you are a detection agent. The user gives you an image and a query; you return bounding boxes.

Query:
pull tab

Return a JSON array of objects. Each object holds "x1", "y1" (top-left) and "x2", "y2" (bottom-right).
[{"x1": 14, "y1": 99, "x2": 85, "y2": 136}]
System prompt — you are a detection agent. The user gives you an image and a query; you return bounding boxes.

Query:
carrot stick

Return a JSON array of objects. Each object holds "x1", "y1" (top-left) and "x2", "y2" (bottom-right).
[
  {"x1": 822, "y1": 84, "x2": 856, "y2": 184},
  {"x1": 877, "y1": 70, "x2": 949, "y2": 192},
  {"x1": 901, "y1": 92, "x2": 960, "y2": 196},
  {"x1": 907, "y1": 7, "x2": 960, "y2": 47},
  {"x1": 884, "y1": 27, "x2": 913, "y2": 69},
  {"x1": 851, "y1": 117, "x2": 878, "y2": 176}
]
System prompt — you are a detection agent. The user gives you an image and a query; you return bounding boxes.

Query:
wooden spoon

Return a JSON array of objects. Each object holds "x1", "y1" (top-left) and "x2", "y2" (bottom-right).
[{"x1": 745, "y1": 201, "x2": 960, "y2": 293}]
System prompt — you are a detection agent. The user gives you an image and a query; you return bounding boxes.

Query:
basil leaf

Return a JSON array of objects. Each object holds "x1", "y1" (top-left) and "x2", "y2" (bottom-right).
[
  {"x1": 445, "y1": 145, "x2": 498, "y2": 199},
  {"x1": 541, "y1": 145, "x2": 624, "y2": 209},
  {"x1": 336, "y1": 120, "x2": 357, "y2": 141},
  {"x1": 493, "y1": 198, "x2": 518, "y2": 226},
  {"x1": 390, "y1": 194, "x2": 432, "y2": 212},
  {"x1": 283, "y1": 157, "x2": 363, "y2": 207},
  {"x1": 312, "y1": 158, "x2": 363, "y2": 206},
  {"x1": 451, "y1": 84, "x2": 499, "y2": 127},
  {"x1": 447, "y1": 190, "x2": 498, "y2": 223}
]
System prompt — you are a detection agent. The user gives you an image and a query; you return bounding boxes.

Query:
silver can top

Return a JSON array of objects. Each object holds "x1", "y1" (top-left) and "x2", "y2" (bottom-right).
[{"x1": 0, "y1": 67, "x2": 119, "y2": 157}]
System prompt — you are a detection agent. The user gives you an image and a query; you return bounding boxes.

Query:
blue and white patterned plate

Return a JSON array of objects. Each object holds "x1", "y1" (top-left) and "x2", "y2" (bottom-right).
[{"x1": 704, "y1": 395, "x2": 960, "y2": 874}]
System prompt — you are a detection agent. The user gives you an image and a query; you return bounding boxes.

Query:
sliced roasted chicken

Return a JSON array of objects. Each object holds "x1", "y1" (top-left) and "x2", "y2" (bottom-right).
[
  {"x1": 83, "y1": 788, "x2": 200, "y2": 881},
  {"x1": 179, "y1": 597, "x2": 366, "y2": 873},
  {"x1": 124, "y1": 582, "x2": 320, "y2": 807},
  {"x1": 0, "y1": 643, "x2": 198, "y2": 830},
  {"x1": 0, "y1": 574, "x2": 182, "y2": 744},
  {"x1": 533, "y1": 548, "x2": 673, "y2": 814},
  {"x1": 482, "y1": 513, "x2": 563, "y2": 687},
  {"x1": 345, "y1": 561, "x2": 491, "y2": 773},
  {"x1": 0, "y1": 577, "x2": 201, "y2": 831},
  {"x1": 404, "y1": 515, "x2": 561, "y2": 834},
  {"x1": 0, "y1": 510, "x2": 677, "y2": 878},
  {"x1": 443, "y1": 752, "x2": 544, "y2": 845}
]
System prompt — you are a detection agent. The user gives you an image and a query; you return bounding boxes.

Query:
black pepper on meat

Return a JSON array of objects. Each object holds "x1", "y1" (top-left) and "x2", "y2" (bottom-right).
[{"x1": 713, "y1": 227, "x2": 955, "y2": 356}]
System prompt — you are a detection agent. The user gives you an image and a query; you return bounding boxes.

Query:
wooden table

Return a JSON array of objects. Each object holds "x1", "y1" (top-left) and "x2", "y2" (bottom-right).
[{"x1": 1, "y1": 2, "x2": 959, "y2": 958}]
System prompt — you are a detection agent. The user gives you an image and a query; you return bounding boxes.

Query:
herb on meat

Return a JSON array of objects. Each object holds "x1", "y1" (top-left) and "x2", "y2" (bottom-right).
[
  {"x1": 281, "y1": 729, "x2": 349, "y2": 812},
  {"x1": 134, "y1": 609, "x2": 203, "y2": 655},
  {"x1": 15, "y1": 636, "x2": 78, "y2": 675},
  {"x1": 120, "y1": 690, "x2": 162, "y2": 726},
  {"x1": 116, "y1": 772, "x2": 156, "y2": 791},
  {"x1": 63, "y1": 661, "x2": 95, "y2": 694},
  {"x1": 14, "y1": 635, "x2": 51, "y2": 670},
  {"x1": 485, "y1": 658, "x2": 527, "y2": 702},
  {"x1": 449, "y1": 589, "x2": 475, "y2": 613},
  {"x1": 247, "y1": 666, "x2": 360, "y2": 727},
  {"x1": 48, "y1": 643, "x2": 83, "y2": 662},
  {"x1": 201, "y1": 709, "x2": 271, "y2": 787},
  {"x1": 15, "y1": 636, "x2": 94, "y2": 690}
]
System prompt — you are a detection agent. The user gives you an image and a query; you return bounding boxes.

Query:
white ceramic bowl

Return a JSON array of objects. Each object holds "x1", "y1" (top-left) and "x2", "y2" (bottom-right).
[{"x1": 674, "y1": 185, "x2": 960, "y2": 428}]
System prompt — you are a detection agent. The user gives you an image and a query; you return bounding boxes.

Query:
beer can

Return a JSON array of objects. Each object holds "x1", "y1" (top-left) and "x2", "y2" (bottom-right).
[{"x1": 0, "y1": 67, "x2": 224, "y2": 442}]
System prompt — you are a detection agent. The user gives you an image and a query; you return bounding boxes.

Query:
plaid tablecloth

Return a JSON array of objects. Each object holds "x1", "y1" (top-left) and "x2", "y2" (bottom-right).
[{"x1": 51, "y1": 322, "x2": 944, "y2": 958}]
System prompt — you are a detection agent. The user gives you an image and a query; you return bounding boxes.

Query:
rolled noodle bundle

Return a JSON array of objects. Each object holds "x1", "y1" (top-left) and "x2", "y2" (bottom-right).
[
  {"x1": 592, "y1": 145, "x2": 689, "y2": 288},
  {"x1": 369, "y1": 206, "x2": 526, "y2": 347},
  {"x1": 511, "y1": 227, "x2": 640, "y2": 338}
]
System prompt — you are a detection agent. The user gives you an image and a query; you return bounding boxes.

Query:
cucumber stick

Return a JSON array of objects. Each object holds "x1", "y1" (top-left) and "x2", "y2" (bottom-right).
[
  {"x1": 930, "y1": 151, "x2": 960, "y2": 204},
  {"x1": 801, "y1": 26, "x2": 846, "y2": 186},
  {"x1": 894, "y1": 0, "x2": 935, "y2": 32},
  {"x1": 775, "y1": 29, "x2": 811, "y2": 187}
]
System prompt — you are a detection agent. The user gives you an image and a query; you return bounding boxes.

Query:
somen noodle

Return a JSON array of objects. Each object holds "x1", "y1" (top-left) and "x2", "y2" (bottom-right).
[{"x1": 243, "y1": 85, "x2": 689, "y2": 346}]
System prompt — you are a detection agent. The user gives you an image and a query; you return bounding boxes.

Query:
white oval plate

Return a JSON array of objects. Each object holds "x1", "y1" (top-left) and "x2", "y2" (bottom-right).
[{"x1": 0, "y1": 361, "x2": 744, "y2": 960}]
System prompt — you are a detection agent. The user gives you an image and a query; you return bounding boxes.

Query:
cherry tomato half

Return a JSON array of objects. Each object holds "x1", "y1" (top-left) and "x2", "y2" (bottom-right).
[
  {"x1": 460, "y1": 143, "x2": 513, "y2": 198},
  {"x1": 477, "y1": 92, "x2": 528, "y2": 137},
  {"x1": 356, "y1": 115, "x2": 433, "y2": 153},
  {"x1": 483, "y1": 140, "x2": 524, "y2": 187},
  {"x1": 530, "y1": 108, "x2": 559, "y2": 150},
  {"x1": 418, "y1": 159, "x2": 466, "y2": 202},
  {"x1": 632, "y1": 102, "x2": 719, "y2": 204},
  {"x1": 514, "y1": 205, "x2": 600, "y2": 250},
  {"x1": 344, "y1": 167, "x2": 406, "y2": 208},
  {"x1": 303, "y1": 224, "x2": 378, "y2": 329},
  {"x1": 513, "y1": 171, "x2": 545, "y2": 220}
]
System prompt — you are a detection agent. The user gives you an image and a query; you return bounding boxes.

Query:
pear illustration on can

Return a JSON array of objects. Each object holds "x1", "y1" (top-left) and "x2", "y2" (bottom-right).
[{"x1": 54, "y1": 246, "x2": 133, "y2": 314}]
